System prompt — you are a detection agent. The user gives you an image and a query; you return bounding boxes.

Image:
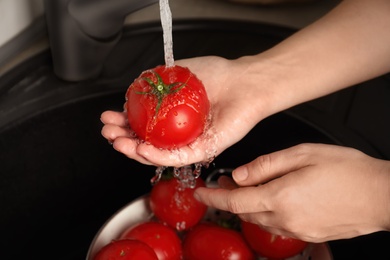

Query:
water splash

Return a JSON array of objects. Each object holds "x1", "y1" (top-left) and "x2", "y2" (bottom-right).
[
  {"x1": 151, "y1": 166, "x2": 167, "y2": 185},
  {"x1": 151, "y1": 164, "x2": 207, "y2": 189},
  {"x1": 151, "y1": 0, "x2": 217, "y2": 189},
  {"x1": 173, "y1": 165, "x2": 196, "y2": 190},
  {"x1": 188, "y1": 112, "x2": 218, "y2": 165}
]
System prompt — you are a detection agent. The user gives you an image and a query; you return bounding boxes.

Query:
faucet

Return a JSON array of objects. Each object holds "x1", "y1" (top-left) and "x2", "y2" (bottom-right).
[{"x1": 44, "y1": 0, "x2": 158, "y2": 81}]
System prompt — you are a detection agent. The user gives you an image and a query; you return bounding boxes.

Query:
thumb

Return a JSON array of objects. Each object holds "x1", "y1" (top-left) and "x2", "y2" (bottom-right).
[{"x1": 232, "y1": 144, "x2": 313, "y2": 186}]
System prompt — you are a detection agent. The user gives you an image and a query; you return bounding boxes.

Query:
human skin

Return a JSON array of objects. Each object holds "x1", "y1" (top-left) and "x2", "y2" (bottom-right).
[
  {"x1": 101, "y1": 0, "x2": 390, "y2": 167},
  {"x1": 101, "y1": 0, "x2": 390, "y2": 241},
  {"x1": 195, "y1": 143, "x2": 390, "y2": 242}
]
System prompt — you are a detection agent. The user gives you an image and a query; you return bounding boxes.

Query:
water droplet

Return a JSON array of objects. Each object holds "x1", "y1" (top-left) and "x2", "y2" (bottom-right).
[
  {"x1": 176, "y1": 221, "x2": 186, "y2": 231},
  {"x1": 203, "y1": 111, "x2": 218, "y2": 163},
  {"x1": 171, "y1": 164, "x2": 206, "y2": 189},
  {"x1": 150, "y1": 166, "x2": 167, "y2": 185},
  {"x1": 193, "y1": 163, "x2": 202, "y2": 178}
]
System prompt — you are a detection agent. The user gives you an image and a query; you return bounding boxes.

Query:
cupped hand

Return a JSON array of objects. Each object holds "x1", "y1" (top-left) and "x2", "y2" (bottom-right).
[
  {"x1": 194, "y1": 143, "x2": 390, "y2": 242},
  {"x1": 101, "y1": 56, "x2": 268, "y2": 167}
]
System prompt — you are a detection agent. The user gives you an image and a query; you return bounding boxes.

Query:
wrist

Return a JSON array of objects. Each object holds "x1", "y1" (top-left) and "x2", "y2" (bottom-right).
[{"x1": 233, "y1": 54, "x2": 301, "y2": 119}]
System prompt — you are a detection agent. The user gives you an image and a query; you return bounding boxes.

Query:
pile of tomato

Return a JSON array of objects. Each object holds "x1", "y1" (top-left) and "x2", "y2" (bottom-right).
[{"x1": 93, "y1": 173, "x2": 308, "y2": 260}]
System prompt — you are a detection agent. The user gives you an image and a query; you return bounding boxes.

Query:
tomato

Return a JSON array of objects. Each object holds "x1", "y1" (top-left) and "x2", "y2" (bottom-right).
[
  {"x1": 93, "y1": 239, "x2": 158, "y2": 260},
  {"x1": 120, "y1": 221, "x2": 182, "y2": 260},
  {"x1": 183, "y1": 222, "x2": 255, "y2": 260},
  {"x1": 241, "y1": 221, "x2": 308, "y2": 259},
  {"x1": 149, "y1": 175, "x2": 207, "y2": 231},
  {"x1": 125, "y1": 65, "x2": 210, "y2": 149}
]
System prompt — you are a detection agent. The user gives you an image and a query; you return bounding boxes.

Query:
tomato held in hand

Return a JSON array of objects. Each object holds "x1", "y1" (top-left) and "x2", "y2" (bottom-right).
[
  {"x1": 120, "y1": 221, "x2": 182, "y2": 260},
  {"x1": 150, "y1": 176, "x2": 207, "y2": 231},
  {"x1": 125, "y1": 65, "x2": 210, "y2": 149},
  {"x1": 183, "y1": 222, "x2": 255, "y2": 260},
  {"x1": 93, "y1": 239, "x2": 158, "y2": 260},
  {"x1": 241, "y1": 221, "x2": 308, "y2": 259}
]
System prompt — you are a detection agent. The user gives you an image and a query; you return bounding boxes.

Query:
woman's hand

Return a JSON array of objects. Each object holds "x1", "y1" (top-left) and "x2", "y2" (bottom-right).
[
  {"x1": 101, "y1": 56, "x2": 270, "y2": 167},
  {"x1": 194, "y1": 143, "x2": 390, "y2": 242},
  {"x1": 101, "y1": 0, "x2": 390, "y2": 167}
]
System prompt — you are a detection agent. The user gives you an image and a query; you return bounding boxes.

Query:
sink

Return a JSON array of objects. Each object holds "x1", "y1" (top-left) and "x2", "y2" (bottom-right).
[{"x1": 1, "y1": 19, "x2": 389, "y2": 259}]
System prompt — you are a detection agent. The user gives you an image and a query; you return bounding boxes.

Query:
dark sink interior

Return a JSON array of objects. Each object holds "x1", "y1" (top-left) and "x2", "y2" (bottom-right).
[{"x1": 1, "y1": 20, "x2": 389, "y2": 259}]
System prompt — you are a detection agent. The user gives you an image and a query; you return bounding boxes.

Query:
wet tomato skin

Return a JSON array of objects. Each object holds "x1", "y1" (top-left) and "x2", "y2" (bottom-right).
[
  {"x1": 125, "y1": 65, "x2": 210, "y2": 149},
  {"x1": 120, "y1": 221, "x2": 182, "y2": 260},
  {"x1": 93, "y1": 239, "x2": 158, "y2": 260},
  {"x1": 149, "y1": 177, "x2": 207, "y2": 231},
  {"x1": 241, "y1": 221, "x2": 308, "y2": 259},
  {"x1": 183, "y1": 222, "x2": 256, "y2": 260}
]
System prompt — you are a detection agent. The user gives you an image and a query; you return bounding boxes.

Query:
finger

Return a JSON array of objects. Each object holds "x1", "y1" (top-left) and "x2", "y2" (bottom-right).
[
  {"x1": 104, "y1": 128, "x2": 213, "y2": 167},
  {"x1": 238, "y1": 211, "x2": 276, "y2": 231},
  {"x1": 113, "y1": 137, "x2": 153, "y2": 165},
  {"x1": 238, "y1": 213, "x2": 301, "y2": 240},
  {"x1": 101, "y1": 111, "x2": 128, "y2": 127},
  {"x1": 101, "y1": 124, "x2": 134, "y2": 142},
  {"x1": 217, "y1": 176, "x2": 238, "y2": 190},
  {"x1": 232, "y1": 144, "x2": 314, "y2": 186},
  {"x1": 136, "y1": 142, "x2": 209, "y2": 167},
  {"x1": 194, "y1": 186, "x2": 268, "y2": 214}
]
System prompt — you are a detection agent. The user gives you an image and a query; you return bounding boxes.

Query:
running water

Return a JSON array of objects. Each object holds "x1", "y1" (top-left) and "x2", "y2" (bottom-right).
[
  {"x1": 151, "y1": 0, "x2": 218, "y2": 188},
  {"x1": 159, "y1": 0, "x2": 174, "y2": 67},
  {"x1": 173, "y1": 164, "x2": 203, "y2": 189},
  {"x1": 150, "y1": 111, "x2": 218, "y2": 189},
  {"x1": 151, "y1": 164, "x2": 204, "y2": 189}
]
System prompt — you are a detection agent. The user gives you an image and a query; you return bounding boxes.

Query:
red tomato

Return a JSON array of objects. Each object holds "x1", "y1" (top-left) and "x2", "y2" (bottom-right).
[
  {"x1": 125, "y1": 65, "x2": 210, "y2": 149},
  {"x1": 93, "y1": 239, "x2": 158, "y2": 260},
  {"x1": 241, "y1": 221, "x2": 308, "y2": 259},
  {"x1": 183, "y1": 222, "x2": 255, "y2": 260},
  {"x1": 149, "y1": 176, "x2": 207, "y2": 231},
  {"x1": 120, "y1": 221, "x2": 182, "y2": 260}
]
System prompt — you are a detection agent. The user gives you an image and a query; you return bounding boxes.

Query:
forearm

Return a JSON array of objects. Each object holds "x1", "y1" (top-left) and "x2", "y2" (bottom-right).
[{"x1": 237, "y1": 0, "x2": 390, "y2": 119}]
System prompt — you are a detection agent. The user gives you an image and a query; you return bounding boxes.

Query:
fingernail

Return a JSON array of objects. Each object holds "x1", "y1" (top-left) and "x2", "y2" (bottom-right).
[{"x1": 233, "y1": 168, "x2": 248, "y2": 182}]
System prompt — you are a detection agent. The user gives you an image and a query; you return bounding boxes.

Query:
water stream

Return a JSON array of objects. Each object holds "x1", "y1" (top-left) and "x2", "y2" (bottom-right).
[
  {"x1": 159, "y1": 0, "x2": 174, "y2": 67},
  {"x1": 152, "y1": 0, "x2": 214, "y2": 188}
]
